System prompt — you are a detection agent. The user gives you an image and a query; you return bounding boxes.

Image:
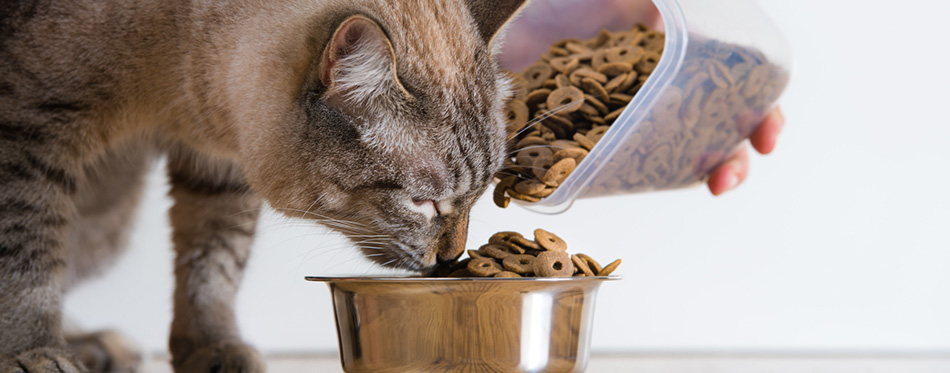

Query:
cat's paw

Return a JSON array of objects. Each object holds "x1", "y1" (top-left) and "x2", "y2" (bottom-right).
[
  {"x1": 2, "y1": 347, "x2": 86, "y2": 373},
  {"x1": 172, "y1": 342, "x2": 264, "y2": 373},
  {"x1": 67, "y1": 330, "x2": 142, "y2": 373}
]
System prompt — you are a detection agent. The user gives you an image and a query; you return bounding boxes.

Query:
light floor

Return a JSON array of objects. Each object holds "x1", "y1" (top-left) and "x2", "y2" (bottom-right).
[{"x1": 142, "y1": 354, "x2": 950, "y2": 372}]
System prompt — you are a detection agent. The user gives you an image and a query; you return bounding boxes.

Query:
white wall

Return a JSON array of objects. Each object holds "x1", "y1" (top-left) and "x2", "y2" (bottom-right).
[{"x1": 64, "y1": 0, "x2": 950, "y2": 355}]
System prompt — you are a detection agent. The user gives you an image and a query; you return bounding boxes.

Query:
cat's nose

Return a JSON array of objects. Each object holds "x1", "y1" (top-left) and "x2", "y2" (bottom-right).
[{"x1": 436, "y1": 212, "x2": 469, "y2": 263}]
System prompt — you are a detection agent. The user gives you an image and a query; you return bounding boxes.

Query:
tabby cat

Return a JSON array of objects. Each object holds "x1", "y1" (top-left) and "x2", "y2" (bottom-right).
[{"x1": 0, "y1": 0, "x2": 527, "y2": 371}]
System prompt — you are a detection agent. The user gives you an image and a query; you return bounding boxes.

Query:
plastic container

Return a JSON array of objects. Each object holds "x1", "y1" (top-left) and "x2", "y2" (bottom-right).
[{"x1": 497, "y1": 0, "x2": 792, "y2": 214}]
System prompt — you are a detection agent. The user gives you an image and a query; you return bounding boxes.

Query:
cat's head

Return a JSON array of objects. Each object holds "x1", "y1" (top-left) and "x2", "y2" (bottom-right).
[{"x1": 242, "y1": 0, "x2": 527, "y2": 272}]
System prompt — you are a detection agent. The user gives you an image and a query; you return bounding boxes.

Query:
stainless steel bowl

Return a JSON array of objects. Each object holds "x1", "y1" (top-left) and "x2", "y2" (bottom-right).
[{"x1": 306, "y1": 276, "x2": 619, "y2": 373}]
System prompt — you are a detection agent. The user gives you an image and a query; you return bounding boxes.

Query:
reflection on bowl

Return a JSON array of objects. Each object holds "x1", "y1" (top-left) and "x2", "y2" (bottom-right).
[{"x1": 306, "y1": 276, "x2": 619, "y2": 373}]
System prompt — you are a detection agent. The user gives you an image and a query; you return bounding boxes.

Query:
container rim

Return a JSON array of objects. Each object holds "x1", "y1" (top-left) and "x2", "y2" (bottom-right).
[
  {"x1": 515, "y1": 0, "x2": 690, "y2": 214},
  {"x1": 304, "y1": 275, "x2": 621, "y2": 283}
]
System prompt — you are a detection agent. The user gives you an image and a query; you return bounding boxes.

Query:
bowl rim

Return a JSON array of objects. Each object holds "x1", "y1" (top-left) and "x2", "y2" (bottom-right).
[{"x1": 304, "y1": 275, "x2": 621, "y2": 283}]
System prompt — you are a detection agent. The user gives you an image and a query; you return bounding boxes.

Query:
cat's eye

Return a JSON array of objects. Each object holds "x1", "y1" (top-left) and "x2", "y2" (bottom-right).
[{"x1": 411, "y1": 198, "x2": 440, "y2": 217}]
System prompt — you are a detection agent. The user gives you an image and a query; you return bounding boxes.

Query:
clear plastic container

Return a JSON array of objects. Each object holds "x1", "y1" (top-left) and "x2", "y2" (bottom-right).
[{"x1": 497, "y1": 0, "x2": 792, "y2": 214}]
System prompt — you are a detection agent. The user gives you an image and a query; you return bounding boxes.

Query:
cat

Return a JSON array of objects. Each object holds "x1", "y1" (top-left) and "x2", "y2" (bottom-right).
[{"x1": 0, "y1": 0, "x2": 527, "y2": 371}]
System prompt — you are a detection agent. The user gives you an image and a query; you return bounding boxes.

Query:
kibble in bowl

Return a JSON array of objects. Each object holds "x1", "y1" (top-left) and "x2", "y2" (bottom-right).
[
  {"x1": 495, "y1": 0, "x2": 792, "y2": 213},
  {"x1": 431, "y1": 229, "x2": 621, "y2": 279}
]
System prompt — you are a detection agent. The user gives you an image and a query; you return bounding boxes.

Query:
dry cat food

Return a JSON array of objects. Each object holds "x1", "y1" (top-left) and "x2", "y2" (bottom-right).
[
  {"x1": 431, "y1": 229, "x2": 621, "y2": 278},
  {"x1": 494, "y1": 24, "x2": 788, "y2": 206}
]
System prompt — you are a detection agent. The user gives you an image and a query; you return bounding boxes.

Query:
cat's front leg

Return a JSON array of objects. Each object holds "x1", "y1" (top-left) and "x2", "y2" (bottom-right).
[
  {"x1": 0, "y1": 147, "x2": 84, "y2": 372},
  {"x1": 165, "y1": 148, "x2": 264, "y2": 373}
]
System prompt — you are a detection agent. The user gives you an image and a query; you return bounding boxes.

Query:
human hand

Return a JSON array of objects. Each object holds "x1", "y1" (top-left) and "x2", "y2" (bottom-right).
[{"x1": 706, "y1": 107, "x2": 784, "y2": 196}]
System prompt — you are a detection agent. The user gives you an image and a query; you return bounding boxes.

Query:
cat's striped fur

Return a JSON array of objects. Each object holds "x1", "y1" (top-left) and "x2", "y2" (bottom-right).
[{"x1": 0, "y1": 0, "x2": 526, "y2": 371}]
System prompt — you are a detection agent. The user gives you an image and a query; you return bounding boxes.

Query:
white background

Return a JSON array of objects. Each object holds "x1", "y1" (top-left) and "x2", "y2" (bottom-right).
[{"x1": 65, "y1": 0, "x2": 950, "y2": 355}]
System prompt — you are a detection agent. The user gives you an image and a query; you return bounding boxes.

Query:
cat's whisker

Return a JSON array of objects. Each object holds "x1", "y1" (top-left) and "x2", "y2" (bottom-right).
[
  {"x1": 272, "y1": 207, "x2": 351, "y2": 221},
  {"x1": 300, "y1": 195, "x2": 323, "y2": 220},
  {"x1": 291, "y1": 243, "x2": 352, "y2": 264},
  {"x1": 272, "y1": 207, "x2": 371, "y2": 232},
  {"x1": 504, "y1": 144, "x2": 575, "y2": 157},
  {"x1": 380, "y1": 259, "x2": 397, "y2": 267},
  {"x1": 226, "y1": 207, "x2": 266, "y2": 218},
  {"x1": 354, "y1": 240, "x2": 389, "y2": 246},
  {"x1": 493, "y1": 171, "x2": 529, "y2": 179},
  {"x1": 505, "y1": 101, "x2": 578, "y2": 142}
]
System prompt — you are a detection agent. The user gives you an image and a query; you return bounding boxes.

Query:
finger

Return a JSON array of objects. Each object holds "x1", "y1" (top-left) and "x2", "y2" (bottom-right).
[
  {"x1": 707, "y1": 145, "x2": 750, "y2": 196},
  {"x1": 749, "y1": 107, "x2": 784, "y2": 155}
]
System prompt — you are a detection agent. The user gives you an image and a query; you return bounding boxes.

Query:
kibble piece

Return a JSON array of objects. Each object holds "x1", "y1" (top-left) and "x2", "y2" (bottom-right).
[
  {"x1": 542, "y1": 114, "x2": 574, "y2": 135},
  {"x1": 534, "y1": 251, "x2": 575, "y2": 277},
  {"x1": 708, "y1": 60, "x2": 734, "y2": 88},
  {"x1": 580, "y1": 78, "x2": 610, "y2": 103},
  {"x1": 590, "y1": 29, "x2": 612, "y2": 49},
  {"x1": 504, "y1": 100, "x2": 529, "y2": 134},
  {"x1": 494, "y1": 271, "x2": 523, "y2": 278},
  {"x1": 532, "y1": 156, "x2": 555, "y2": 180},
  {"x1": 598, "y1": 259, "x2": 622, "y2": 276},
  {"x1": 572, "y1": 254, "x2": 595, "y2": 276},
  {"x1": 515, "y1": 136, "x2": 548, "y2": 150},
  {"x1": 516, "y1": 147, "x2": 553, "y2": 169},
  {"x1": 514, "y1": 179, "x2": 548, "y2": 196},
  {"x1": 641, "y1": 30, "x2": 665, "y2": 51},
  {"x1": 541, "y1": 158, "x2": 577, "y2": 188},
  {"x1": 546, "y1": 86, "x2": 585, "y2": 113},
  {"x1": 590, "y1": 49, "x2": 609, "y2": 70},
  {"x1": 509, "y1": 236, "x2": 542, "y2": 251},
  {"x1": 597, "y1": 62, "x2": 634, "y2": 77},
  {"x1": 534, "y1": 229, "x2": 568, "y2": 252},
  {"x1": 468, "y1": 257, "x2": 503, "y2": 277},
  {"x1": 489, "y1": 231, "x2": 523, "y2": 245},
  {"x1": 549, "y1": 57, "x2": 579, "y2": 73},
  {"x1": 635, "y1": 52, "x2": 661, "y2": 74},
  {"x1": 584, "y1": 94, "x2": 609, "y2": 114},
  {"x1": 570, "y1": 67, "x2": 608, "y2": 85},
  {"x1": 573, "y1": 133, "x2": 596, "y2": 151},
  {"x1": 492, "y1": 176, "x2": 517, "y2": 208},
  {"x1": 479, "y1": 244, "x2": 514, "y2": 260},
  {"x1": 525, "y1": 88, "x2": 552, "y2": 108},
  {"x1": 502, "y1": 255, "x2": 536, "y2": 275},
  {"x1": 553, "y1": 148, "x2": 588, "y2": 165},
  {"x1": 586, "y1": 126, "x2": 610, "y2": 142},
  {"x1": 555, "y1": 74, "x2": 573, "y2": 89},
  {"x1": 523, "y1": 63, "x2": 555, "y2": 88},
  {"x1": 607, "y1": 45, "x2": 645, "y2": 64},
  {"x1": 576, "y1": 253, "x2": 603, "y2": 274},
  {"x1": 604, "y1": 107, "x2": 624, "y2": 122},
  {"x1": 506, "y1": 189, "x2": 542, "y2": 203},
  {"x1": 564, "y1": 41, "x2": 592, "y2": 55},
  {"x1": 617, "y1": 71, "x2": 639, "y2": 92}
]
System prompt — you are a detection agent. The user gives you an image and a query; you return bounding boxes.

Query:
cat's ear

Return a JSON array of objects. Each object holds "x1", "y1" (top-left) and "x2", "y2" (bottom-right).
[
  {"x1": 465, "y1": 0, "x2": 529, "y2": 45},
  {"x1": 319, "y1": 15, "x2": 403, "y2": 102}
]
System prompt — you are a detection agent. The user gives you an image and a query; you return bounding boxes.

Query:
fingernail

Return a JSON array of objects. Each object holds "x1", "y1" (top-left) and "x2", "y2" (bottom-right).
[{"x1": 724, "y1": 173, "x2": 739, "y2": 191}]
